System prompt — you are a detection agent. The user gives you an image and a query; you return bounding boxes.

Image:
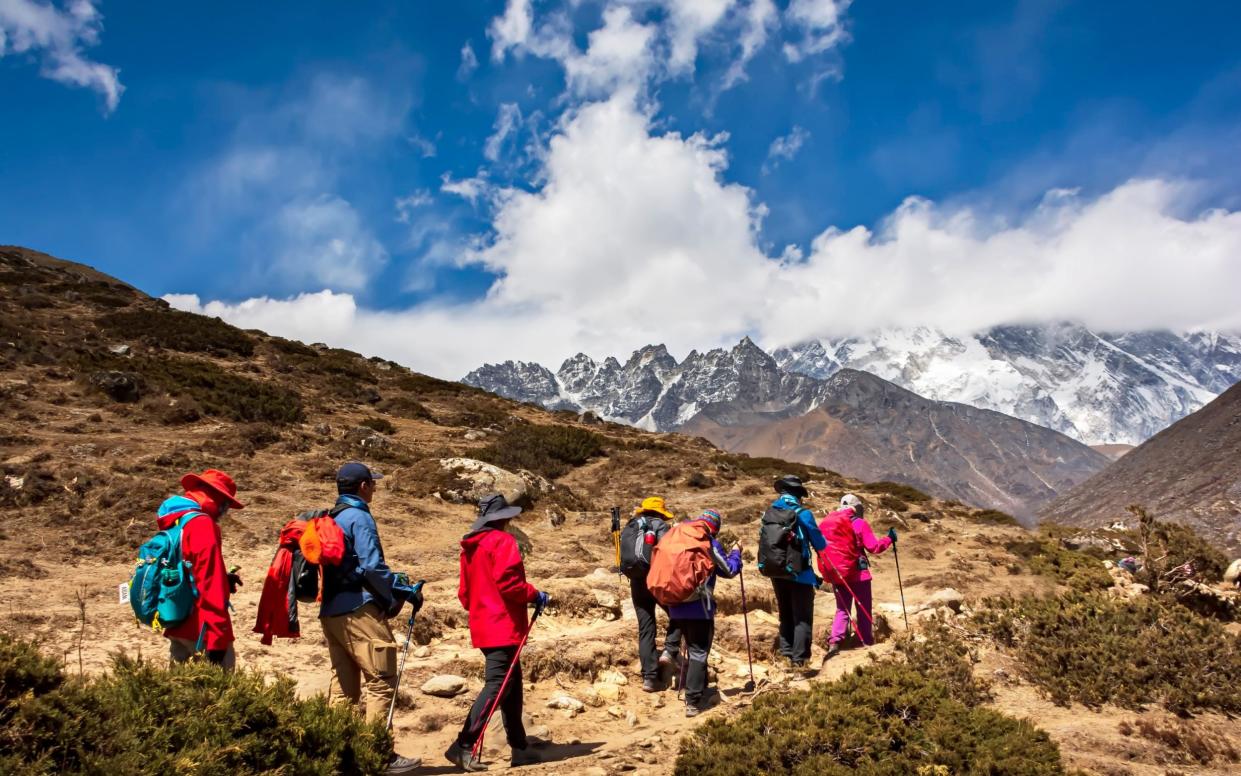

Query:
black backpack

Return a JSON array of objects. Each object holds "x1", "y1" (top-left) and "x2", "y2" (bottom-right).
[
  {"x1": 291, "y1": 505, "x2": 349, "y2": 604},
  {"x1": 619, "y1": 514, "x2": 670, "y2": 580},
  {"x1": 757, "y1": 503, "x2": 805, "y2": 579}
]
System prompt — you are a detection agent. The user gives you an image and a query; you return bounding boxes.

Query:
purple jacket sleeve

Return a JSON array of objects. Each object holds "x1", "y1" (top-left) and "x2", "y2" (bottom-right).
[{"x1": 853, "y1": 517, "x2": 892, "y2": 554}]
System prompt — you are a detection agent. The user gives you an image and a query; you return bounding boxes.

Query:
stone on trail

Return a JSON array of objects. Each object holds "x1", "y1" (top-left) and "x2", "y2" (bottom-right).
[
  {"x1": 547, "y1": 694, "x2": 585, "y2": 714},
  {"x1": 925, "y1": 588, "x2": 964, "y2": 613},
  {"x1": 607, "y1": 705, "x2": 625, "y2": 719},
  {"x1": 420, "y1": 675, "x2": 468, "y2": 697},
  {"x1": 597, "y1": 668, "x2": 628, "y2": 686},
  {"x1": 586, "y1": 683, "x2": 623, "y2": 706}
]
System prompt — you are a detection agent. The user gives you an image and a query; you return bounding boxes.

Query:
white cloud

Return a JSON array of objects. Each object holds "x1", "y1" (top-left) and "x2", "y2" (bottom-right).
[
  {"x1": 659, "y1": 0, "x2": 735, "y2": 74},
  {"x1": 489, "y1": 0, "x2": 535, "y2": 62},
  {"x1": 763, "y1": 124, "x2": 808, "y2": 172},
  {"x1": 782, "y1": 0, "x2": 850, "y2": 63},
  {"x1": 722, "y1": 0, "x2": 778, "y2": 89},
  {"x1": 440, "y1": 172, "x2": 491, "y2": 204},
  {"x1": 0, "y1": 0, "x2": 123, "y2": 111},
  {"x1": 394, "y1": 191, "x2": 433, "y2": 223},
  {"x1": 484, "y1": 102, "x2": 523, "y2": 161},
  {"x1": 458, "y1": 40, "x2": 479, "y2": 80},
  {"x1": 247, "y1": 196, "x2": 389, "y2": 292},
  {"x1": 563, "y1": 5, "x2": 657, "y2": 97}
]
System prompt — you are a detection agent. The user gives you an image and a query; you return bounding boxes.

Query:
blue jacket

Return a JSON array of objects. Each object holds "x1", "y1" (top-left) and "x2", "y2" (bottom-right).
[
  {"x1": 669, "y1": 521, "x2": 743, "y2": 621},
  {"x1": 771, "y1": 494, "x2": 827, "y2": 587},
  {"x1": 319, "y1": 495, "x2": 399, "y2": 618}
]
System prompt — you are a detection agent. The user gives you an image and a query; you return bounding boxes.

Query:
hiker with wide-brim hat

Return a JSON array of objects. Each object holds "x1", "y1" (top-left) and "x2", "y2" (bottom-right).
[
  {"x1": 318, "y1": 461, "x2": 422, "y2": 775},
  {"x1": 160, "y1": 469, "x2": 245, "y2": 670},
  {"x1": 760, "y1": 475, "x2": 827, "y2": 671},
  {"x1": 620, "y1": 496, "x2": 683, "y2": 692},
  {"x1": 448, "y1": 494, "x2": 551, "y2": 772}
]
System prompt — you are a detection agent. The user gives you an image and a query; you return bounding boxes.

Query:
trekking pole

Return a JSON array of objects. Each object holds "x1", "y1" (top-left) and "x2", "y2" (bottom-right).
[
  {"x1": 892, "y1": 542, "x2": 910, "y2": 630},
  {"x1": 611, "y1": 507, "x2": 621, "y2": 574},
  {"x1": 470, "y1": 606, "x2": 543, "y2": 762},
  {"x1": 386, "y1": 580, "x2": 426, "y2": 731},
  {"x1": 738, "y1": 565, "x2": 756, "y2": 692}
]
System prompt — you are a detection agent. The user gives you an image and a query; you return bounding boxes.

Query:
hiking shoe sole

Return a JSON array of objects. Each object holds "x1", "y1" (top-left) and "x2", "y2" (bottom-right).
[{"x1": 444, "y1": 744, "x2": 488, "y2": 772}]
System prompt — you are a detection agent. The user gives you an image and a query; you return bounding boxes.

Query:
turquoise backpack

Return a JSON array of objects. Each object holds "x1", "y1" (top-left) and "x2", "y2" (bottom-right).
[{"x1": 130, "y1": 511, "x2": 203, "y2": 630}]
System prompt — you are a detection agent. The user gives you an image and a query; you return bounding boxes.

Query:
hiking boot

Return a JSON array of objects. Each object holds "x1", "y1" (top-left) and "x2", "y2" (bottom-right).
[
  {"x1": 824, "y1": 642, "x2": 842, "y2": 661},
  {"x1": 385, "y1": 754, "x2": 422, "y2": 775},
  {"x1": 444, "y1": 743, "x2": 488, "y2": 772},
  {"x1": 642, "y1": 677, "x2": 662, "y2": 693},
  {"x1": 684, "y1": 702, "x2": 702, "y2": 718},
  {"x1": 511, "y1": 747, "x2": 543, "y2": 767}
]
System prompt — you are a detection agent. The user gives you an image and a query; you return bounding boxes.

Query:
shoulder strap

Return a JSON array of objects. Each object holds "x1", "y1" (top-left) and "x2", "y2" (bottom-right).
[{"x1": 328, "y1": 503, "x2": 351, "y2": 518}]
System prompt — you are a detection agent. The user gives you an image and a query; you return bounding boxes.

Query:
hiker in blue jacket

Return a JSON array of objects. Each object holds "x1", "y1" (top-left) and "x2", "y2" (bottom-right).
[
  {"x1": 319, "y1": 461, "x2": 420, "y2": 776},
  {"x1": 769, "y1": 475, "x2": 827, "y2": 669},
  {"x1": 667, "y1": 509, "x2": 741, "y2": 718}
]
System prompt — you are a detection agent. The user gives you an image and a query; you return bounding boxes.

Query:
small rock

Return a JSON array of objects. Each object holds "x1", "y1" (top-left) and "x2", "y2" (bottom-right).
[
  {"x1": 420, "y1": 675, "x2": 468, "y2": 698},
  {"x1": 626, "y1": 710, "x2": 639, "y2": 727},
  {"x1": 582, "y1": 768, "x2": 608, "y2": 776},
  {"x1": 313, "y1": 422, "x2": 332, "y2": 436},
  {"x1": 413, "y1": 646, "x2": 431, "y2": 658},
  {"x1": 597, "y1": 669, "x2": 628, "y2": 686},
  {"x1": 607, "y1": 705, "x2": 625, "y2": 719},
  {"x1": 588, "y1": 683, "x2": 623, "y2": 705},
  {"x1": 926, "y1": 588, "x2": 964, "y2": 613},
  {"x1": 108, "y1": 343, "x2": 130, "y2": 356},
  {"x1": 547, "y1": 694, "x2": 585, "y2": 713},
  {"x1": 463, "y1": 431, "x2": 485, "y2": 441}
]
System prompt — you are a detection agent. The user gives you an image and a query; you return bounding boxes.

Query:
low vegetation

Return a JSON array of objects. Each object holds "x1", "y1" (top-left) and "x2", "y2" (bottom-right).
[
  {"x1": 96, "y1": 307, "x2": 256, "y2": 357},
  {"x1": 864, "y1": 480, "x2": 932, "y2": 504},
  {"x1": 894, "y1": 620, "x2": 992, "y2": 707},
  {"x1": 0, "y1": 635, "x2": 390, "y2": 774},
  {"x1": 972, "y1": 592, "x2": 1241, "y2": 715},
  {"x1": 1003, "y1": 534, "x2": 1113, "y2": 593},
  {"x1": 969, "y1": 509, "x2": 1020, "y2": 526},
  {"x1": 1128, "y1": 505, "x2": 1229, "y2": 589},
  {"x1": 713, "y1": 453, "x2": 828, "y2": 482},
  {"x1": 476, "y1": 423, "x2": 605, "y2": 478},
  {"x1": 675, "y1": 661, "x2": 1065, "y2": 775}
]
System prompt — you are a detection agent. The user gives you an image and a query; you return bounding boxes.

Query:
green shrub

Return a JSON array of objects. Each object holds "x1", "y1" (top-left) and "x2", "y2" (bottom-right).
[
  {"x1": 359, "y1": 416, "x2": 396, "y2": 435},
  {"x1": 876, "y1": 493, "x2": 907, "y2": 512},
  {"x1": 1128, "y1": 505, "x2": 1229, "y2": 588},
  {"x1": 97, "y1": 308, "x2": 255, "y2": 357},
  {"x1": 78, "y1": 352, "x2": 303, "y2": 425},
  {"x1": 476, "y1": 423, "x2": 605, "y2": 478},
  {"x1": 713, "y1": 454, "x2": 826, "y2": 481},
  {"x1": 972, "y1": 593, "x2": 1241, "y2": 715},
  {"x1": 674, "y1": 662, "x2": 1065, "y2": 776},
  {"x1": 1003, "y1": 536, "x2": 1112, "y2": 593},
  {"x1": 970, "y1": 509, "x2": 1020, "y2": 526},
  {"x1": 0, "y1": 645, "x2": 390, "y2": 775},
  {"x1": 865, "y1": 481, "x2": 932, "y2": 503},
  {"x1": 894, "y1": 620, "x2": 992, "y2": 707},
  {"x1": 0, "y1": 635, "x2": 64, "y2": 726},
  {"x1": 376, "y1": 396, "x2": 434, "y2": 422}
]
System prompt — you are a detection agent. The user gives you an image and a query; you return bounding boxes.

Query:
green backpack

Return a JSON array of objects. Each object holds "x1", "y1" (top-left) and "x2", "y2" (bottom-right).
[{"x1": 130, "y1": 512, "x2": 203, "y2": 630}]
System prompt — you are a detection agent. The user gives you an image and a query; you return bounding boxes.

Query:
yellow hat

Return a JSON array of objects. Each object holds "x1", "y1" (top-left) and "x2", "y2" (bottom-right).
[{"x1": 634, "y1": 496, "x2": 674, "y2": 519}]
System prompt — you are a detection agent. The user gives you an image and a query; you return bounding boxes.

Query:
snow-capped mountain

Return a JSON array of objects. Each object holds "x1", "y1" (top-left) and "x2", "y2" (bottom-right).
[
  {"x1": 772, "y1": 325, "x2": 1241, "y2": 445},
  {"x1": 463, "y1": 325, "x2": 1241, "y2": 446}
]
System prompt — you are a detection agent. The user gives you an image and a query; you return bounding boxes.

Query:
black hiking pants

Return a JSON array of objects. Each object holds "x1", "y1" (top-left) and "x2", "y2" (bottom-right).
[
  {"x1": 457, "y1": 646, "x2": 527, "y2": 752},
  {"x1": 670, "y1": 617, "x2": 715, "y2": 706},
  {"x1": 630, "y1": 577, "x2": 682, "y2": 681},
  {"x1": 771, "y1": 578, "x2": 816, "y2": 663}
]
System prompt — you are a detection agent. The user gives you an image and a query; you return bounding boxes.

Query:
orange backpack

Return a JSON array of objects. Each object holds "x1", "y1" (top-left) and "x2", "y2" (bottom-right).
[
  {"x1": 647, "y1": 520, "x2": 716, "y2": 607},
  {"x1": 296, "y1": 506, "x2": 349, "y2": 601}
]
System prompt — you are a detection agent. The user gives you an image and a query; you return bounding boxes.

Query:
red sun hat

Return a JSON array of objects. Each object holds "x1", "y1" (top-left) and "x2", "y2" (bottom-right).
[{"x1": 180, "y1": 469, "x2": 245, "y2": 510}]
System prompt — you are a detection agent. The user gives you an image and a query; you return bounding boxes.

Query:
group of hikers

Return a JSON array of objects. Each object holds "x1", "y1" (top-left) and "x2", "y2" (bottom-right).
[{"x1": 132, "y1": 464, "x2": 896, "y2": 774}]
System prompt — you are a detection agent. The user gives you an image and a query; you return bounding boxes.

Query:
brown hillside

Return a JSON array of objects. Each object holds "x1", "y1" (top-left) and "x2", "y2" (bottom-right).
[
  {"x1": 2, "y1": 245, "x2": 1238, "y2": 775},
  {"x1": 1043, "y1": 378, "x2": 1241, "y2": 551}
]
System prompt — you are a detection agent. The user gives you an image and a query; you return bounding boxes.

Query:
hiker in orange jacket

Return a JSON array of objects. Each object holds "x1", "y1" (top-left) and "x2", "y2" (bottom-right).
[{"x1": 158, "y1": 469, "x2": 244, "y2": 669}]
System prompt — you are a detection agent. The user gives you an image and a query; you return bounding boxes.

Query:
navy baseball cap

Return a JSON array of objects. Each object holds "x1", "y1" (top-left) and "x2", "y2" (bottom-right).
[{"x1": 337, "y1": 461, "x2": 383, "y2": 486}]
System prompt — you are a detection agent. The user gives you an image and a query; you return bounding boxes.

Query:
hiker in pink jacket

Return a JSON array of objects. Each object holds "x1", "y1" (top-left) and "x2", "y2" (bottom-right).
[{"x1": 817, "y1": 494, "x2": 895, "y2": 659}]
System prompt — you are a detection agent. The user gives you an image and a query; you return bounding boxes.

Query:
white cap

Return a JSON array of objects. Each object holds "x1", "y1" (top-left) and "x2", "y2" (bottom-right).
[{"x1": 840, "y1": 494, "x2": 862, "y2": 509}]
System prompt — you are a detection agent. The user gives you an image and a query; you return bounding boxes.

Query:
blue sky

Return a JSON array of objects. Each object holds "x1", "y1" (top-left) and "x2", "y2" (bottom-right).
[{"x1": 3, "y1": 1, "x2": 1241, "y2": 377}]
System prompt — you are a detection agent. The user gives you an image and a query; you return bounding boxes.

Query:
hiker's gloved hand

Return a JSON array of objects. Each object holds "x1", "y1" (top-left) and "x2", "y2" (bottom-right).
[
  {"x1": 887, "y1": 528, "x2": 898, "y2": 544},
  {"x1": 227, "y1": 570, "x2": 243, "y2": 594},
  {"x1": 407, "y1": 586, "x2": 424, "y2": 615},
  {"x1": 534, "y1": 591, "x2": 551, "y2": 614},
  {"x1": 205, "y1": 649, "x2": 228, "y2": 666}
]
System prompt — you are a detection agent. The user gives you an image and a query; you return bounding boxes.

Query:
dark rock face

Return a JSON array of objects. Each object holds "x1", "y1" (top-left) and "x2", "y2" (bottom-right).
[{"x1": 89, "y1": 371, "x2": 142, "y2": 403}]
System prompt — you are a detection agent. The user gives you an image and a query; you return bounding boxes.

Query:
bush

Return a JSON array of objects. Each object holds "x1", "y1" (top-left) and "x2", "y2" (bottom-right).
[
  {"x1": 1003, "y1": 536, "x2": 1113, "y2": 593},
  {"x1": 359, "y1": 416, "x2": 396, "y2": 435},
  {"x1": 0, "y1": 642, "x2": 391, "y2": 775},
  {"x1": 476, "y1": 423, "x2": 605, "y2": 478},
  {"x1": 686, "y1": 471, "x2": 713, "y2": 489},
  {"x1": 96, "y1": 308, "x2": 255, "y2": 357},
  {"x1": 876, "y1": 494, "x2": 907, "y2": 512},
  {"x1": 972, "y1": 593, "x2": 1241, "y2": 715},
  {"x1": 77, "y1": 352, "x2": 304, "y2": 425},
  {"x1": 970, "y1": 509, "x2": 1020, "y2": 526},
  {"x1": 1129, "y1": 505, "x2": 1229, "y2": 588},
  {"x1": 674, "y1": 662, "x2": 1065, "y2": 775},
  {"x1": 894, "y1": 620, "x2": 992, "y2": 707},
  {"x1": 713, "y1": 454, "x2": 828, "y2": 482},
  {"x1": 376, "y1": 396, "x2": 434, "y2": 422},
  {"x1": 865, "y1": 481, "x2": 932, "y2": 503}
]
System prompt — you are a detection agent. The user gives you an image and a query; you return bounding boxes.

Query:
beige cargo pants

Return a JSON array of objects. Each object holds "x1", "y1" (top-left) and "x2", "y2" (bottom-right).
[{"x1": 320, "y1": 602, "x2": 398, "y2": 723}]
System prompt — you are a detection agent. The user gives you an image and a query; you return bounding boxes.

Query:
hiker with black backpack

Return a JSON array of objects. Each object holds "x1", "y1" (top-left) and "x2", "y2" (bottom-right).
[
  {"x1": 448, "y1": 493, "x2": 551, "y2": 772},
  {"x1": 647, "y1": 509, "x2": 741, "y2": 718},
  {"x1": 318, "y1": 461, "x2": 422, "y2": 775},
  {"x1": 619, "y1": 496, "x2": 682, "y2": 692},
  {"x1": 757, "y1": 475, "x2": 827, "y2": 670},
  {"x1": 134, "y1": 469, "x2": 244, "y2": 671}
]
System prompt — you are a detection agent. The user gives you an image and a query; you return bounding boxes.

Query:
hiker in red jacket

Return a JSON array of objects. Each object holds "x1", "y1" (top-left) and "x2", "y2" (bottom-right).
[
  {"x1": 447, "y1": 494, "x2": 550, "y2": 772},
  {"x1": 158, "y1": 469, "x2": 244, "y2": 669},
  {"x1": 819, "y1": 493, "x2": 894, "y2": 660}
]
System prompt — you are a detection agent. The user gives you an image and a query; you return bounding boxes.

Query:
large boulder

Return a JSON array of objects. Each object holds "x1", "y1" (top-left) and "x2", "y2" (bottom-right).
[
  {"x1": 438, "y1": 458, "x2": 530, "y2": 505},
  {"x1": 88, "y1": 371, "x2": 141, "y2": 403}
]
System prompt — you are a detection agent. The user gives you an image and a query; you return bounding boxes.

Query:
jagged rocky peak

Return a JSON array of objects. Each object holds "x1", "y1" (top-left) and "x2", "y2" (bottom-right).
[{"x1": 461, "y1": 359, "x2": 560, "y2": 405}]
